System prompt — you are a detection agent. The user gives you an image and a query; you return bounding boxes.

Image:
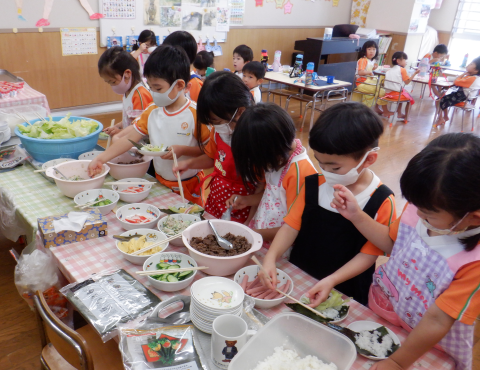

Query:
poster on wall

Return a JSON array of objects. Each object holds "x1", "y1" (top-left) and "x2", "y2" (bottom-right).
[
  {"x1": 350, "y1": 0, "x2": 371, "y2": 27},
  {"x1": 182, "y1": 6, "x2": 204, "y2": 30},
  {"x1": 409, "y1": 0, "x2": 435, "y2": 33},
  {"x1": 60, "y1": 28, "x2": 98, "y2": 56},
  {"x1": 102, "y1": 0, "x2": 136, "y2": 19},
  {"x1": 160, "y1": 6, "x2": 182, "y2": 26},
  {"x1": 216, "y1": 7, "x2": 230, "y2": 31},
  {"x1": 126, "y1": 35, "x2": 139, "y2": 52},
  {"x1": 107, "y1": 36, "x2": 124, "y2": 47},
  {"x1": 230, "y1": 0, "x2": 245, "y2": 25}
]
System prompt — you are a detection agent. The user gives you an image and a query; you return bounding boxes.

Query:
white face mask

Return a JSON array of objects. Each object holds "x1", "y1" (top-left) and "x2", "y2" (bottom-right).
[
  {"x1": 151, "y1": 80, "x2": 183, "y2": 107},
  {"x1": 421, "y1": 213, "x2": 469, "y2": 235},
  {"x1": 321, "y1": 148, "x2": 379, "y2": 187}
]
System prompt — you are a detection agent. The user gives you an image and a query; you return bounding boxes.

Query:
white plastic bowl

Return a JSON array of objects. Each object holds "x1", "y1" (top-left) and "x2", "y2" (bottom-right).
[
  {"x1": 41, "y1": 158, "x2": 77, "y2": 183},
  {"x1": 45, "y1": 160, "x2": 110, "y2": 198},
  {"x1": 116, "y1": 203, "x2": 161, "y2": 231},
  {"x1": 115, "y1": 228, "x2": 169, "y2": 265},
  {"x1": 157, "y1": 214, "x2": 202, "y2": 247},
  {"x1": 182, "y1": 220, "x2": 263, "y2": 277},
  {"x1": 111, "y1": 178, "x2": 152, "y2": 203},
  {"x1": 73, "y1": 189, "x2": 119, "y2": 215},
  {"x1": 234, "y1": 265, "x2": 294, "y2": 309},
  {"x1": 143, "y1": 252, "x2": 198, "y2": 292},
  {"x1": 106, "y1": 151, "x2": 153, "y2": 180}
]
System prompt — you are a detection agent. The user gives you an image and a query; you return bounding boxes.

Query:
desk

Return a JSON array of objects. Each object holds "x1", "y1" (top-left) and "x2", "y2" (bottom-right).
[
  {"x1": 264, "y1": 72, "x2": 352, "y2": 131},
  {"x1": 44, "y1": 190, "x2": 455, "y2": 370},
  {"x1": 0, "y1": 162, "x2": 172, "y2": 253},
  {"x1": 0, "y1": 83, "x2": 50, "y2": 113}
]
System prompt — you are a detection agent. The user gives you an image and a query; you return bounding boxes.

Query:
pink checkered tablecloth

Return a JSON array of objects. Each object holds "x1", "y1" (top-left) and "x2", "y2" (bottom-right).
[
  {"x1": 46, "y1": 192, "x2": 455, "y2": 370},
  {"x1": 0, "y1": 83, "x2": 50, "y2": 113}
]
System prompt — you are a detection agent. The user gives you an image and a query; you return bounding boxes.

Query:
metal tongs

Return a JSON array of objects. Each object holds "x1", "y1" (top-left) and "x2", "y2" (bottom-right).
[{"x1": 208, "y1": 220, "x2": 233, "y2": 250}]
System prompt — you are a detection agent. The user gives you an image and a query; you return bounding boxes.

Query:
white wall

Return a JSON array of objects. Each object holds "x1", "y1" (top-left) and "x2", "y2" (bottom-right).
[
  {"x1": 428, "y1": 0, "x2": 459, "y2": 32},
  {"x1": 366, "y1": 0, "x2": 415, "y2": 33}
]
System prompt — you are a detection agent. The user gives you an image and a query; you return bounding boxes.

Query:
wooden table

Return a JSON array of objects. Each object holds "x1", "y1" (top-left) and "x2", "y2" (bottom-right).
[{"x1": 263, "y1": 72, "x2": 352, "y2": 131}]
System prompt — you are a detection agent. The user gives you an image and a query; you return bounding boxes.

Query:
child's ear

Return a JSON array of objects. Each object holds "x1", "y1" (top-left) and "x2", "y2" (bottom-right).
[
  {"x1": 362, "y1": 151, "x2": 378, "y2": 168},
  {"x1": 124, "y1": 69, "x2": 132, "y2": 82},
  {"x1": 258, "y1": 78, "x2": 264, "y2": 85},
  {"x1": 184, "y1": 81, "x2": 192, "y2": 93},
  {"x1": 467, "y1": 211, "x2": 480, "y2": 226}
]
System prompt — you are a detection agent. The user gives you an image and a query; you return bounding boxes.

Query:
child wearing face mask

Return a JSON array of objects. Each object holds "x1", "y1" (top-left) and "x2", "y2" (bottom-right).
[
  {"x1": 89, "y1": 45, "x2": 210, "y2": 205},
  {"x1": 331, "y1": 133, "x2": 480, "y2": 370},
  {"x1": 98, "y1": 46, "x2": 153, "y2": 139},
  {"x1": 131, "y1": 30, "x2": 157, "y2": 77},
  {"x1": 174, "y1": 71, "x2": 256, "y2": 223},
  {"x1": 260, "y1": 102, "x2": 396, "y2": 306}
]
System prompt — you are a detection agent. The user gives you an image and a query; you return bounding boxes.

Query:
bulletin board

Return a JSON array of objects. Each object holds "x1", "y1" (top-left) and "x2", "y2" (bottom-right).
[{"x1": 99, "y1": 0, "x2": 229, "y2": 46}]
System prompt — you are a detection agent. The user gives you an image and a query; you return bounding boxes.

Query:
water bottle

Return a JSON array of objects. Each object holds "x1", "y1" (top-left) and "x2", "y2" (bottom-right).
[
  {"x1": 261, "y1": 49, "x2": 269, "y2": 70},
  {"x1": 460, "y1": 53, "x2": 468, "y2": 68},
  {"x1": 305, "y1": 62, "x2": 314, "y2": 86},
  {"x1": 418, "y1": 57, "x2": 430, "y2": 78},
  {"x1": 290, "y1": 54, "x2": 303, "y2": 78},
  {"x1": 272, "y1": 50, "x2": 282, "y2": 72}
]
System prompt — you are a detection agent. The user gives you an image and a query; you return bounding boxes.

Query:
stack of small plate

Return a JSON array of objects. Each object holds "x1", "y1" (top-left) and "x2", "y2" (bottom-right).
[{"x1": 190, "y1": 277, "x2": 245, "y2": 334}]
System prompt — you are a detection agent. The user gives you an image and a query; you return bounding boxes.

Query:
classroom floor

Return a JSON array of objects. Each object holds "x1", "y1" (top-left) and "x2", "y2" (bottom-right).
[{"x1": 1, "y1": 84, "x2": 480, "y2": 369}]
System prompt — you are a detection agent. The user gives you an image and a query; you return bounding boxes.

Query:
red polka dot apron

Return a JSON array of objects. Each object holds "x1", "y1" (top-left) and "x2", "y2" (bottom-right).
[
  {"x1": 249, "y1": 140, "x2": 304, "y2": 247},
  {"x1": 369, "y1": 204, "x2": 480, "y2": 370},
  {"x1": 202, "y1": 133, "x2": 253, "y2": 223}
]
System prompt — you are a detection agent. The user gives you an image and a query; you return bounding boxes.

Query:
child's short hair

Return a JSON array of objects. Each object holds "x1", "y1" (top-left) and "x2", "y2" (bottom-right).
[
  {"x1": 433, "y1": 44, "x2": 448, "y2": 55},
  {"x1": 132, "y1": 30, "x2": 156, "y2": 51},
  {"x1": 309, "y1": 102, "x2": 384, "y2": 160},
  {"x1": 98, "y1": 46, "x2": 141, "y2": 85},
  {"x1": 242, "y1": 61, "x2": 265, "y2": 80},
  {"x1": 392, "y1": 51, "x2": 408, "y2": 65},
  {"x1": 163, "y1": 31, "x2": 197, "y2": 65},
  {"x1": 400, "y1": 133, "x2": 480, "y2": 251},
  {"x1": 233, "y1": 44, "x2": 253, "y2": 63},
  {"x1": 358, "y1": 40, "x2": 379, "y2": 61},
  {"x1": 232, "y1": 103, "x2": 296, "y2": 185},
  {"x1": 471, "y1": 56, "x2": 480, "y2": 76},
  {"x1": 143, "y1": 44, "x2": 190, "y2": 85},
  {"x1": 194, "y1": 51, "x2": 214, "y2": 71}
]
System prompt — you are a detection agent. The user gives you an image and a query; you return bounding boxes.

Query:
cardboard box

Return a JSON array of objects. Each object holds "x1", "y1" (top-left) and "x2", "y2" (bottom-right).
[{"x1": 38, "y1": 208, "x2": 107, "y2": 248}]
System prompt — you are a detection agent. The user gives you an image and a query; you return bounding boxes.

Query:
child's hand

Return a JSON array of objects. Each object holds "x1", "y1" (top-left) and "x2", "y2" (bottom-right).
[
  {"x1": 259, "y1": 258, "x2": 278, "y2": 290},
  {"x1": 370, "y1": 358, "x2": 404, "y2": 370},
  {"x1": 373, "y1": 63, "x2": 379, "y2": 70},
  {"x1": 226, "y1": 195, "x2": 248, "y2": 210},
  {"x1": 161, "y1": 145, "x2": 183, "y2": 160},
  {"x1": 305, "y1": 276, "x2": 335, "y2": 307},
  {"x1": 331, "y1": 184, "x2": 362, "y2": 221},
  {"x1": 88, "y1": 158, "x2": 104, "y2": 178},
  {"x1": 172, "y1": 159, "x2": 190, "y2": 177},
  {"x1": 104, "y1": 126, "x2": 121, "y2": 136}
]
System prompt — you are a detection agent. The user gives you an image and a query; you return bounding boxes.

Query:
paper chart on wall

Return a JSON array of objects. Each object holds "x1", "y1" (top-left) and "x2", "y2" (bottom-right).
[
  {"x1": 216, "y1": 6, "x2": 230, "y2": 31},
  {"x1": 102, "y1": 0, "x2": 136, "y2": 19},
  {"x1": 60, "y1": 28, "x2": 98, "y2": 56},
  {"x1": 229, "y1": 0, "x2": 245, "y2": 25}
]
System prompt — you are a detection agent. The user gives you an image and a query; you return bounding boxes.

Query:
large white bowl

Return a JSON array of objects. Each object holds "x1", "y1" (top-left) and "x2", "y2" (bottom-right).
[
  {"x1": 182, "y1": 220, "x2": 263, "y2": 277},
  {"x1": 143, "y1": 252, "x2": 198, "y2": 292},
  {"x1": 106, "y1": 151, "x2": 153, "y2": 180},
  {"x1": 45, "y1": 160, "x2": 110, "y2": 198},
  {"x1": 73, "y1": 189, "x2": 119, "y2": 215},
  {"x1": 116, "y1": 203, "x2": 162, "y2": 231},
  {"x1": 234, "y1": 265, "x2": 294, "y2": 309},
  {"x1": 157, "y1": 214, "x2": 202, "y2": 247},
  {"x1": 115, "y1": 228, "x2": 169, "y2": 265},
  {"x1": 41, "y1": 158, "x2": 77, "y2": 183},
  {"x1": 111, "y1": 178, "x2": 152, "y2": 203}
]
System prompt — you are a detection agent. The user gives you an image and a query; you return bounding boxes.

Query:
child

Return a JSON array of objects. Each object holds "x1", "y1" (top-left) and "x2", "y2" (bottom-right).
[
  {"x1": 98, "y1": 47, "x2": 153, "y2": 139},
  {"x1": 228, "y1": 103, "x2": 317, "y2": 243},
  {"x1": 435, "y1": 57, "x2": 480, "y2": 126},
  {"x1": 331, "y1": 133, "x2": 480, "y2": 370},
  {"x1": 193, "y1": 50, "x2": 215, "y2": 80},
  {"x1": 130, "y1": 30, "x2": 157, "y2": 77},
  {"x1": 377, "y1": 52, "x2": 419, "y2": 119},
  {"x1": 174, "y1": 71, "x2": 255, "y2": 223},
  {"x1": 260, "y1": 102, "x2": 396, "y2": 305},
  {"x1": 423, "y1": 44, "x2": 449, "y2": 98},
  {"x1": 88, "y1": 44, "x2": 210, "y2": 205},
  {"x1": 242, "y1": 61, "x2": 265, "y2": 104},
  {"x1": 351, "y1": 41, "x2": 380, "y2": 110},
  {"x1": 163, "y1": 31, "x2": 202, "y2": 102},
  {"x1": 233, "y1": 45, "x2": 253, "y2": 79}
]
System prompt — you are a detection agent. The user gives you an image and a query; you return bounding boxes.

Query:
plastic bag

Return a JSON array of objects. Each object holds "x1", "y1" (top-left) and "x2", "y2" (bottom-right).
[
  {"x1": 60, "y1": 269, "x2": 161, "y2": 342},
  {"x1": 0, "y1": 145, "x2": 29, "y2": 171},
  {"x1": 14, "y1": 249, "x2": 70, "y2": 320}
]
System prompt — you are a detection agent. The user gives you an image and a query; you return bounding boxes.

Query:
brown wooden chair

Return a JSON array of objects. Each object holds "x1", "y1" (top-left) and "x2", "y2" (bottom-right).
[{"x1": 34, "y1": 291, "x2": 124, "y2": 370}]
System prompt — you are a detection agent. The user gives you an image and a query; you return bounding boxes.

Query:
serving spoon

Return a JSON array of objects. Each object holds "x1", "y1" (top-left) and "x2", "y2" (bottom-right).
[{"x1": 208, "y1": 220, "x2": 233, "y2": 250}]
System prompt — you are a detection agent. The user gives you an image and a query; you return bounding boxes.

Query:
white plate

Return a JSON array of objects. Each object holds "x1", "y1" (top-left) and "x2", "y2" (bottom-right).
[
  {"x1": 137, "y1": 147, "x2": 169, "y2": 157},
  {"x1": 191, "y1": 302, "x2": 242, "y2": 320},
  {"x1": 191, "y1": 277, "x2": 244, "y2": 310},
  {"x1": 347, "y1": 320, "x2": 401, "y2": 360}
]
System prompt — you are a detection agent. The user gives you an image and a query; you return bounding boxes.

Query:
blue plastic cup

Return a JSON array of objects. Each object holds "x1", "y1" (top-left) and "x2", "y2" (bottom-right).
[{"x1": 327, "y1": 76, "x2": 335, "y2": 83}]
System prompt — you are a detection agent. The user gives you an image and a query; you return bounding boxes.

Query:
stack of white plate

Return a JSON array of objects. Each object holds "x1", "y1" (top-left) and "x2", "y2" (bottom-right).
[{"x1": 190, "y1": 277, "x2": 245, "y2": 334}]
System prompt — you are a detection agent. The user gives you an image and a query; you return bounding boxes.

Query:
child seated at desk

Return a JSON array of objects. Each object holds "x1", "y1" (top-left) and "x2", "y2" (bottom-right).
[
  {"x1": 351, "y1": 41, "x2": 380, "y2": 110},
  {"x1": 423, "y1": 44, "x2": 449, "y2": 98}
]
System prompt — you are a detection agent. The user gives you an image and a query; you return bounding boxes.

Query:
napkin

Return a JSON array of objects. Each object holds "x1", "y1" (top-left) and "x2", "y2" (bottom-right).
[{"x1": 53, "y1": 212, "x2": 89, "y2": 233}]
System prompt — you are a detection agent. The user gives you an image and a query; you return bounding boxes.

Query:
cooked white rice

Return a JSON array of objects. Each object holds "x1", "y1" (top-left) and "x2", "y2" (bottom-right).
[
  {"x1": 355, "y1": 329, "x2": 394, "y2": 358},
  {"x1": 322, "y1": 307, "x2": 341, "y2": 320},
  {"x1": 251, "y1": 347, "x2": 337, "y2": 370}
]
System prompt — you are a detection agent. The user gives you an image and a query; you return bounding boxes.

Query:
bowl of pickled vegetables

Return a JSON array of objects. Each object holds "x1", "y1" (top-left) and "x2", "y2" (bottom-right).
[
  {"x1": 116, "y1": 228, "x2": 170, "y2": 265},
  {"x1": 111, "y1": 178, "x2": 152, "y2": 203},
  {"x1": 73, "y1": 189, "x2": 119, "y2": 215},
  {"x1": 157, "y1": 214, "x2": 202, "y2": 247}
]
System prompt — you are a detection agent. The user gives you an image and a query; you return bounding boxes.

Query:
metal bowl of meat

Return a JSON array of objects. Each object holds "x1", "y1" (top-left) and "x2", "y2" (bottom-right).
[{"x1": 182, "y1": 220, "x2": 263, "y2": 276}]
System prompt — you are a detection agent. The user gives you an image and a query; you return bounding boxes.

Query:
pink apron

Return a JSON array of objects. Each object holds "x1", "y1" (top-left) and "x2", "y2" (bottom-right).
[
  {"x1": 369, "y1": 204, "x2": 480, "y2": 370},
  {"x1": 249, "y1": 140, "x2": 305, "y2": 244}
]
